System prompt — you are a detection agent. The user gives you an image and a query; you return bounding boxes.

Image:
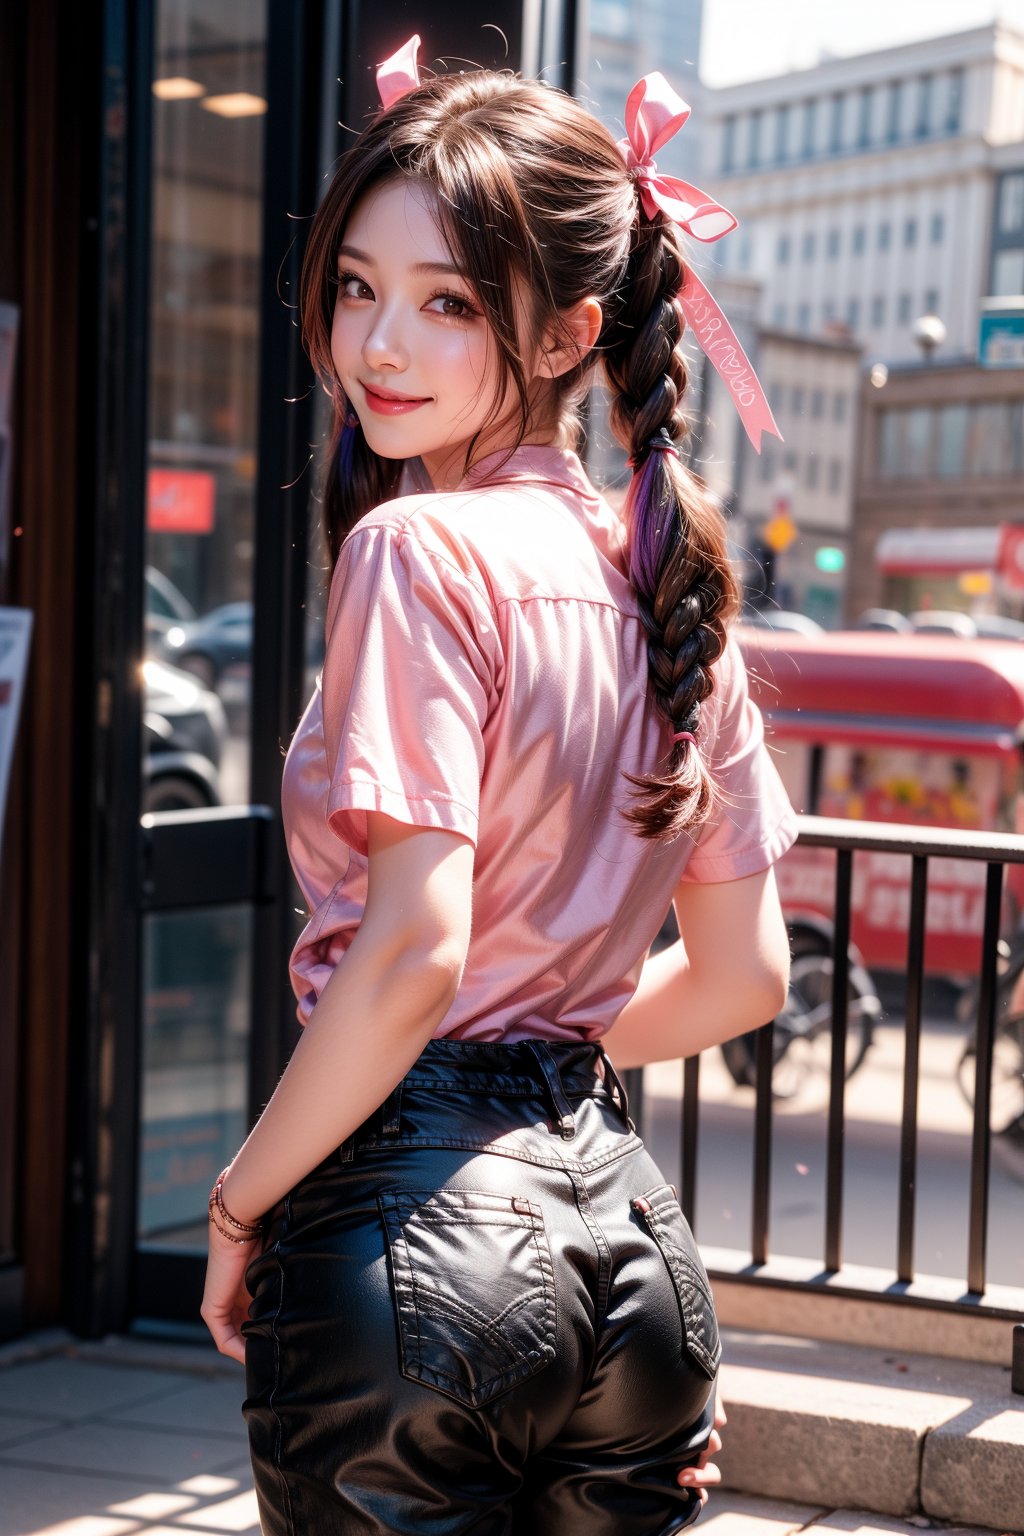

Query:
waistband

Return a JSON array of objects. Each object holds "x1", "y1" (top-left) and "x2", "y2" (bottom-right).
[{"x1": 348, "y1": 1037, "x2": 633, "y2": 1155}]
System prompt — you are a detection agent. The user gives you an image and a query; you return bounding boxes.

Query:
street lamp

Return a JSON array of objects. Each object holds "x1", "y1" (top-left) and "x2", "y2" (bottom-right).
[{"x1": 912, "y1": 313, "x2": 947, "y2": 364}]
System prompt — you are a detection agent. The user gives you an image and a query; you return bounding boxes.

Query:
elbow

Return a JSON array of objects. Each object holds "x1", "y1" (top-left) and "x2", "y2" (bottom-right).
[{"x1": 750, "y1": 953, "x2": 790, "y2": 1027}]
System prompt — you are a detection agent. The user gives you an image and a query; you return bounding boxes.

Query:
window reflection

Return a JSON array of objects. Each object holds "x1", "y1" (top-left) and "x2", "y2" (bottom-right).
[
  {"x1": 139, "y1": 905, "x2": 252, "y2": 1249},
  {"x1": 143, "y1": 0, "x2": 268, "y2": 813}
]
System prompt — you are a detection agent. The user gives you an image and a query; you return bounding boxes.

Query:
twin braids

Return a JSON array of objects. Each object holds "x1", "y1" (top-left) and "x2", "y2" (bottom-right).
[{"x1": 301, "y1": 70, "x2": 738, "y2": 844}]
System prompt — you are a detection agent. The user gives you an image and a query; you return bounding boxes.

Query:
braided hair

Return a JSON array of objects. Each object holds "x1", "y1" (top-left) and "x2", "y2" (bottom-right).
[
  {"x1": 299, "y1": 68, "x2": 738, "y2": 841},
  {"x1": 602, "y1": 218, "x2": 739, "y2": 840}
]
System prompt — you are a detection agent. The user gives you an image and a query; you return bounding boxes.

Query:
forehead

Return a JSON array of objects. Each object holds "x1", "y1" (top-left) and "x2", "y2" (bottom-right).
[{"x1": 341, "y1": 178, "x2": 449, "y2": 261}]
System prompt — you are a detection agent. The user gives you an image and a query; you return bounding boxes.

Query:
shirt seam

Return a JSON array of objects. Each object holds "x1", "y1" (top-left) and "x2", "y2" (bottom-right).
[{"x1": 328, "y1": 777, "x2": 479, "y2": 823}]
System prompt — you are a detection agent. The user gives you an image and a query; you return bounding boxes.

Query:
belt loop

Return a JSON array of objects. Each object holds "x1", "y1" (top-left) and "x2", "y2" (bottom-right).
[
  {"x1": 338, "y1": 1135, "x2": 356, "y2": 1164},
  {"x1": 379, "y1": 1081, "x2": 403, "y2": 1137},
  {"x1": 525, "y1": 1041, "x2": 577, "y2": 1140},
  {"x1": 598, "y1": 1046, "x2": 635, "y2": 1132}
]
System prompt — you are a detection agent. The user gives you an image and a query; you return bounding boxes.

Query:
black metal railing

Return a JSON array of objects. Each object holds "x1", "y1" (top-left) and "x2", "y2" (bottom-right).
[{"x1": 633, "y1": 816, "x2": 1024, "y2": 1392}]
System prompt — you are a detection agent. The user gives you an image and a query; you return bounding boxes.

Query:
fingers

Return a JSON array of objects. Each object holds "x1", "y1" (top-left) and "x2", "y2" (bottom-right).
[
  {"x1": 678, "y1": 1461, "x2": 721, "y2": 1489},
  {"x1": 714, "y1": 1382, "x2": 728, "y2": 1430}
]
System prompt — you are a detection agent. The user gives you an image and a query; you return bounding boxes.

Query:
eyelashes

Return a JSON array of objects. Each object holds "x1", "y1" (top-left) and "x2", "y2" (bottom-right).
[{"x1": 333, "y1": 270, "x2": 480, "y2": 322}]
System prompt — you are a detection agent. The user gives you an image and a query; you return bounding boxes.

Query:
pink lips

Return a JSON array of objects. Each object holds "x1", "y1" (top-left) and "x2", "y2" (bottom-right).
[{"x1": 362, "y1": 382, "x2": 431, "y2": 415}]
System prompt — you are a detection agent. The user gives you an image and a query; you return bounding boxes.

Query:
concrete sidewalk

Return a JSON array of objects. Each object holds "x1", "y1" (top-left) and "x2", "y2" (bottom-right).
[{"x1": 0, "y1": 1332, "x2": 1015, "y2": 1536}]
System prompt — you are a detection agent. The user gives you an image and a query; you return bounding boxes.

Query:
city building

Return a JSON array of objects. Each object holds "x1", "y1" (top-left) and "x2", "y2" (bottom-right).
[
  {"x1": 849, "y1": 359, "x2": 1024, "y2": 620},
  {"x1": 584, "y1": 0, "x2": 704, "y2": 183},
  {"x1": 702, "y1": 21, "x2": 1024, "y2": 365}
]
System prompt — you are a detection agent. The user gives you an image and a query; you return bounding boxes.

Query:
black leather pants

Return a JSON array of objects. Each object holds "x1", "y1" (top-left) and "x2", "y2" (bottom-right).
[{"x1": 242, "y1": 1038, "x2": 720, "y2": 1535}]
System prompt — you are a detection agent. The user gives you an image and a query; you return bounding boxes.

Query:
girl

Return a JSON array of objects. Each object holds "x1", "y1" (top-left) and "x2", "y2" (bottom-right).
[{"x1": 202, "y1": 36, "x2": 797, "y2": 1535}]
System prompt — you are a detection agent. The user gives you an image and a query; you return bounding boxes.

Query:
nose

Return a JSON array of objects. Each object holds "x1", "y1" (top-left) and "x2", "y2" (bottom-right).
[{"x1": 362, "y1": 305, "x2": 408, "y2": 373}]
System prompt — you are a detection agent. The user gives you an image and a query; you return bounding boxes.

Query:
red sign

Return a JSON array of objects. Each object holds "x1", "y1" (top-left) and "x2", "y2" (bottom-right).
[
  {"x1": 147, "y1": 468, "x2": 216, "y2": 534},
  {"x1": 997, "y1": 522, "x2": 1024, "y2": 591}
]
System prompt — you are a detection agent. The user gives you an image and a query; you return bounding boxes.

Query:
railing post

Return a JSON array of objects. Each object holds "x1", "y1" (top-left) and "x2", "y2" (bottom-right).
[
  {"x1": 825, "y1": 847, "x2": 853, "y2": 1274},
  {"x1": 681, "y1": 1055, "x2": 700, "y2": 1229},
  {"x1": 897, "y1": 854, "x2": 928, "y2": 1284},
  {"x1": 967, "y1": 861, "x2": 1004, "y2": 1296},
  {"x1": 751, "y1": 1020, "x2": 774, "y2": 1266}
]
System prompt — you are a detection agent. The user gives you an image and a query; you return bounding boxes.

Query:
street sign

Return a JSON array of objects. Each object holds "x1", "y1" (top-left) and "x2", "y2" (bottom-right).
[
  {"x1": 764, "y1": 511, "x2": 797, "y2": 552},
  {"x1": 979, "y1": 302, "x2": 1024, "y2": 368}
]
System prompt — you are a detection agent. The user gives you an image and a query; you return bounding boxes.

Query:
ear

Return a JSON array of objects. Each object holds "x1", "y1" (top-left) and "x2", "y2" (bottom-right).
[{"x1": 534, "y1": 297, "x2": 603, "y2": 380}]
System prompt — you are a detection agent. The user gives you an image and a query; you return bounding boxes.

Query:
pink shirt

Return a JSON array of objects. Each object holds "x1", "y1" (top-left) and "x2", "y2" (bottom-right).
[{"x1": 281, "y1": 444, "x2": 798, "y2": 1041}]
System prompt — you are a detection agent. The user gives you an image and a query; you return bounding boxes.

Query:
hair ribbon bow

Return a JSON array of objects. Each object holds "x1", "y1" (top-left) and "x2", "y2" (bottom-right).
[
  {"x1": 377, "y1": 34, "x2": 422, "y2": 109},
  {"x1": 620, "y1": 73, "x2": 782, "y2": 453}
]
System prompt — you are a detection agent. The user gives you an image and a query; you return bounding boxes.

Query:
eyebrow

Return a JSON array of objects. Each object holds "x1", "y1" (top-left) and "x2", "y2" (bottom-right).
[{"x1": 336, "y1": 244, "x2": 470, "y2": 280}]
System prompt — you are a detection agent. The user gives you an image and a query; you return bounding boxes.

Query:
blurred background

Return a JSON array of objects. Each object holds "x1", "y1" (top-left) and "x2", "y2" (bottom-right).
[{"x1": 1, "y1": 0, "x2": 1022, "y2": 1351}]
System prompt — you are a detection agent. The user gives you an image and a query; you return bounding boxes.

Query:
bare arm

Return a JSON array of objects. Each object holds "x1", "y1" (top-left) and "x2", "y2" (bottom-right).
[
  {"x1": 219, "y1": 814, "x2": 474, "y2": 1226},
  {"x1": 609, "y1": 866, "x2": 791, "y2": 1069}
]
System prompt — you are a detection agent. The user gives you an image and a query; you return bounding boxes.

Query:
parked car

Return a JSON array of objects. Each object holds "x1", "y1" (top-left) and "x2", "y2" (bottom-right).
[
  {"x1": 909, "y1": 609, "x2": 978, "y2": 638},
  {"x1": 853, "y1": 608, "x2": 913, "y2": 633},
  {"x1": 145, "y1": 565, "x2": 196, "y2": 652},
  {"x1": 740, "y1": 607, "x2": 825, "y2": 636},
  {"x1": 142, "y1": 658, "x2": 228, "y2": 813},
  {"x1": 158, "y1": 600, "x2": 252, "y2": 691}
]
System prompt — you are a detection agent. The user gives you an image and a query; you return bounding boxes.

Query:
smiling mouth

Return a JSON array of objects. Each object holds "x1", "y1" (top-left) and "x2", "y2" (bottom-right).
[{"x1": 362, "y1": 382, "x2": 431, "y2": 403}]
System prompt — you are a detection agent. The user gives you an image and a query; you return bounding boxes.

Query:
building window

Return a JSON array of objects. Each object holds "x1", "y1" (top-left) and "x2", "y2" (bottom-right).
[
  {"x1": 852, "y1": 224, "x2": 866, "y2": 255},
  {"x1": 806, "y1": 454, "x2": 820, "y2": 488},
  {"x1": 897, "y1": 292, "x2": 912, "y2": 323},
  {"x1": 993, "y1": 249, "x2": 1024, "y2": 296},
  {"x1": 760, "y1": 449, "x2": 774, "y2": 482},
  {"x1": 915, "y1": 74, "x2": 933, "y2": 137},
  {"x1": 777, "y1": 233, "x2": 791, "y2": 264},
  {"x1": 871, "y1": 293, "x2": 885, "y2": 327},
  {"x1": 722, "y1": 114, "x2": 737, "y2": 172},
  {"x1": 857, "y1": 85, "x2": 873, "y2": 147},
  {"x1": 747, "y1": 109, "x2": 763, "y2": 167},
  {"x1": 826, "y1": 227, "x2": 841, "y2": 258},
  {"x1": 823, "y1": 298, "x2": 836, "y2": 323},
  {"x1": 846, "y1": 296, "x2": 860, "y2": 329},
  {"x1": 886, "y1": 80, "x2": 902, "y2": 142},
  {"x1": 998, "y1": 173, "x2": 1024, "y2": 234},
  {"x1": 946, "y1": 67, "x2": 964, "y2": 133},
  {"x1": 772, "y1": 301, "x2": 787, "y2": 326},
  {"x1": 797, "y1": 301, "x2": 811, "y2": 331},
  {"x1": 811, "y1": 387, "x2": 824, "y2": 418},
  {"x1": 930, "y1": 211, "x2": 944, "y2": 244},
  {"x1": 829, "y1": 92, "x2": 845, "y2": 152},
  {"x1": 791, "y1": 384, "x2": 805, "y2": 414},
  {"x1": 739, "y1": 231, "x2": 753, "y2": 271},
  {"x1": 936, "y1": 403, "x2": 968, "y2": 478},
  {"x1": 784, "y1": 450, "x2": 798, "y2": 474},
  {"x1": 833, "y1": 392, "x2": 847, "y2": 422},
  {"x1": 801, "y1": 98, "x2": 817, "y2": 158},
  {"x1": 878, "y1": 220, "x2": 891, "y2": 251},
  {"x1": 774, "y1": 104, "x2": 790, "y2": 163},
  {"x1": 802, "y1": 230, "x2": 816, "y2": 261},
  {"x1": 828, "y1": 459, "x2": 842, "y2": 492},
  {"x1": 924, "y1": 287, "x2": 939, "y2": 314},
  {"x1": 904, "y1": 217, "x2": 917, "y2": 248}
]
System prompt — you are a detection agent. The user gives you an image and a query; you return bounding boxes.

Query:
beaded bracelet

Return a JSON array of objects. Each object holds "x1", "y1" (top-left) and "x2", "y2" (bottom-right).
[
  {"x1": 208, "y1": 1211, "x2": 259, "y2": 1244},
  {"x1": 208, "y1": 1167, "x2": 262, "y2": 1239}
]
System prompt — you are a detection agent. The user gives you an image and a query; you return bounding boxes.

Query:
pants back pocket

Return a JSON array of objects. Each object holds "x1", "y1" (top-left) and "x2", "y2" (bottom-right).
[
  {"x1": 379, "y1": 1189, "x2": 557, "y2": 1409},
  {"x1": 632, "y1": 1184, "x2": 721, "y2": 1379}
]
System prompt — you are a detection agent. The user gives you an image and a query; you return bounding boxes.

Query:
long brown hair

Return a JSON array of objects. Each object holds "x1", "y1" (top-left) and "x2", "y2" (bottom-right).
[{"x1": 299, "y1": 69, "x2": 739, "y2": 842}]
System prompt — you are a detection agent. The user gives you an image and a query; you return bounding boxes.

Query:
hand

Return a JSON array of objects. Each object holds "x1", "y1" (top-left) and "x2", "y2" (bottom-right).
[
  {"x1": 200, "y1": 1221, "x2": 257, "y2": 1365},
  {"x1": 677, "y1": 1382, "x2": 727, "y2": 1507}
]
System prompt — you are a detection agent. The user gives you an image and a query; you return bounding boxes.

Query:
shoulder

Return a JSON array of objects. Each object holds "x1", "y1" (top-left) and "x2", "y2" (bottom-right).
[{"x1": 343, "y1": 489, "x2": 501, "y2": 596}]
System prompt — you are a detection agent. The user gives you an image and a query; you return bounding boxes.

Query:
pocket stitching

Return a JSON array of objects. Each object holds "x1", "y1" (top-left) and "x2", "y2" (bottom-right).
[
  {"x1": 635, "y1": 1186, "x2": 721, "y2": 1379},
  {"x1": 379, "y1": 1191, "x2": 556, "y2": 1408}
]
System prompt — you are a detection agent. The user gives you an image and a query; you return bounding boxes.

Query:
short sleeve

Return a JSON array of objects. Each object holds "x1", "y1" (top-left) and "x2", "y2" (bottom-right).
[
  {"x1": 680, "y1": 635, "x2": 799, "y2": 884},
  {"x1": 320, "y1": 517, "x2": 499, "y2": 858}
]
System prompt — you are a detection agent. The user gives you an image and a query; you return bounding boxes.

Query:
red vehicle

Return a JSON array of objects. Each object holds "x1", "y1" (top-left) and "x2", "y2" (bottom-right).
[{"x1": 729, "y1": 627, "x2": 1024, "y2": 1110}]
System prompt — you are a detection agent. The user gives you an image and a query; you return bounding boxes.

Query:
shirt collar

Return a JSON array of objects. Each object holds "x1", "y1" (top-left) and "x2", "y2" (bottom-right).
[{"x1": 460, "y1": 442, "x2": 599, "y2": 501}]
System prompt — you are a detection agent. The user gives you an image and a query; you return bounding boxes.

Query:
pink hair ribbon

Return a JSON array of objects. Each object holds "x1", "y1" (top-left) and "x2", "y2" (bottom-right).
[
  {"x1": 619, "y1": 73, "x2": 782, "y2": 453},
  {"x1": 376, "y1": 34, "x2": 422, "y2": 109}
]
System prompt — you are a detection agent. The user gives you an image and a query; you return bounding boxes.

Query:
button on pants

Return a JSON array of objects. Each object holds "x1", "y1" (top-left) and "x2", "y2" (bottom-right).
[{"x1": 243, "y1": 1037, "x2": 720, "y2": 1534}]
